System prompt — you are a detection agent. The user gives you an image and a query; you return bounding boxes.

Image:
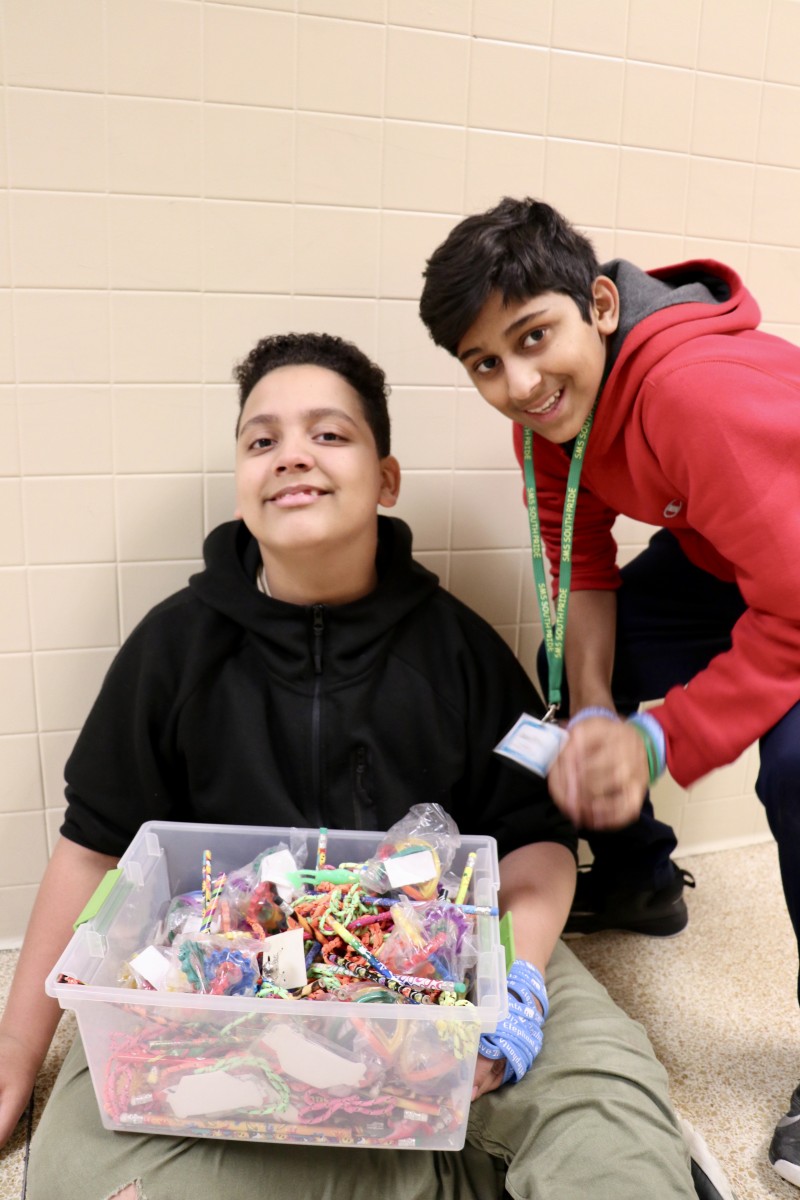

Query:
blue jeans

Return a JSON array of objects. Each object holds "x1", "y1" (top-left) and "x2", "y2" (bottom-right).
[{"x1": 538, "y1": 531, "x2": 800, "y2": 989}]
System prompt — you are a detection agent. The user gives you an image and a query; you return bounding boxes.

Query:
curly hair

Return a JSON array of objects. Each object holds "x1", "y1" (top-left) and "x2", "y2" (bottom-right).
[
  {"x1": 234, "y1": 332, "x2": 391, "y2": 457},
  {"x1": 419, "y1": 197, "x2": 600, "y2": 356}
]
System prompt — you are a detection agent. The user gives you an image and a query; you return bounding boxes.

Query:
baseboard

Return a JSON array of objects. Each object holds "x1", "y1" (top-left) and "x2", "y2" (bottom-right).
[{"x1": 676, "y1": 830, "x2": 775, "y2": 859}]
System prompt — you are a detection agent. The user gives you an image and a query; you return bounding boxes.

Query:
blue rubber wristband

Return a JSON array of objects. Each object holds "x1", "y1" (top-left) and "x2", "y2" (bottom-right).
[
  {"x1": 479, "y1": 960, "x2": 548, "y2": 1085},
  {"x1": 627, "y1": 712, "x2": 666, "y2": 779},
  {"x1": 567, "y1": 706, "x2": 620, "y2": 730}
]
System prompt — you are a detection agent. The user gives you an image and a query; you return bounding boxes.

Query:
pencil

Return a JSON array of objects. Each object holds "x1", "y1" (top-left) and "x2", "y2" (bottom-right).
[
  {"x1": 316, "y1": 827, "x2": 328, "y2": 871},
  {"x1": 455, "y1": 851, "x2": 477, "y2": 904}
]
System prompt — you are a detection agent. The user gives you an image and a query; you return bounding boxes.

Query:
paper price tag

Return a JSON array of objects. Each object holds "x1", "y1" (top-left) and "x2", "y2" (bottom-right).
[
  {"x1": 260, "y1": 1023, "x2": 367, "y2": 1088},
  {"x1": 261, "y1": 927, "x2": 307, "y2": 989},
  {"x1": 384, "y1": 849, "x2": 436, "y2": 888},
  {"x1": 165, "y1": 1071, "x2": 265, "y2": 1118},
  {"x1": 260, "y1": 848, "x2": 300, "y2": 900},
  {"x1": 259, "y1": 848, "x2": 298, "y2": 885},
  {"x1": 495, "y1": 713, "x2": 568, "y2": 777},
  {"x1": 129, "y1": 945, "x2": 171, "y2": 991}
]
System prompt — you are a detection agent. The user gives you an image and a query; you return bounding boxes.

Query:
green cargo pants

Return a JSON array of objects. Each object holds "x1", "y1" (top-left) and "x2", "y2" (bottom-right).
[{"x1": 27, "y1": 940, "x2": 694, "y2": 1200}]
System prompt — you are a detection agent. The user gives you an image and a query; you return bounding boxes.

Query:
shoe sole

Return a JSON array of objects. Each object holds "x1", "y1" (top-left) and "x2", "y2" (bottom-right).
[
  {"x1": 771, "y1": 1157, "x2": 800, "y2": 1187},
  {"x1": 679, "y1": 1116, "x2": 738, "y2": 1200},
  {"x1": 563, "y1": 898, "x2": 689, "y2": 938}
]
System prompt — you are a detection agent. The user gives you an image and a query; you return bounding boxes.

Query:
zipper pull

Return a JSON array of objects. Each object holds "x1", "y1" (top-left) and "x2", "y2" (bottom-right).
[{"x1": 311, "y1": 605, "x2": 324, "y2": 674}]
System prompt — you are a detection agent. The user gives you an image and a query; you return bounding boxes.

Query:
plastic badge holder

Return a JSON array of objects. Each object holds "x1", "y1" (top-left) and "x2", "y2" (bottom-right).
[{"x1": 46, "y1": 821, "x2": 506, "y2": 1151}]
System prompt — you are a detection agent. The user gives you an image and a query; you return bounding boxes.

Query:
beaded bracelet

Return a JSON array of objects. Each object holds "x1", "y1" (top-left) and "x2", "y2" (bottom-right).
[
  {"x1": 627, "y1": 712, "x2": 666, "y2": 784},
  {"x1": 567, "y1": 706, "x2": 620, "y2": 730}
]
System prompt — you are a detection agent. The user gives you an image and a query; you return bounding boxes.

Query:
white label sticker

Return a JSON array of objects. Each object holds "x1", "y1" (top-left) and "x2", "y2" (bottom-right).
[
  {"x1": 495, "y1": 712, "x2": 568, "y2": 777},
  {"x1": 384, "y1": 849, "x2": 436, "y2": 888},
  {"x1": 260, "y1": 926, "x2": 308, "y2": 989},
  {"x1": 164, "y1": 1071, "x2": 264, "y2": 1118},
  {"x1": 259, "y1": 848, "x2": 300, "y2": 900},
  {"x1": 259, "y1": 848, "x2": 297, "y2": 885},
  {"x1": 128, "y1": 945, "x2": 171, "y2": 990},
  {"x1": 260, "y1": 1023, "x2": 367, "y2": 1089}
]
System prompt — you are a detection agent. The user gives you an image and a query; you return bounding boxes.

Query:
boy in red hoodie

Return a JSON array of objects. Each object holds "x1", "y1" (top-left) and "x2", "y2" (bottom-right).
[{"x1": 420, "y1": 197, "x2": 800, "y2": 1188}]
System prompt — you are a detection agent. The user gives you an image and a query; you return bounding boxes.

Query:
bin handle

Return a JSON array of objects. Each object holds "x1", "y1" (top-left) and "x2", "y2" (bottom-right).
[{"x1": 72, "y1": 868, "x2": 123, "y2": 931}]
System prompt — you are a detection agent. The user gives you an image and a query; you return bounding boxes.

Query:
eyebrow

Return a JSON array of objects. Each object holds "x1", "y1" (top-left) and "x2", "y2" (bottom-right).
[
  {"x1": 238, "y1": 406, "x2": 360, "y2": 439},
  {"x1": 458, "y1": 307, "x2": 550, "y2": 363}
]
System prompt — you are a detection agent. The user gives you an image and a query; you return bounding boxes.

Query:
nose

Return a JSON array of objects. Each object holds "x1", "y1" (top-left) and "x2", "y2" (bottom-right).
[
  {"x1": 273, "y1": 437, "x2": 314, "y2": 474},
  {"x1": 505, "y1": 359, "x2": 542, "y2": 404}
]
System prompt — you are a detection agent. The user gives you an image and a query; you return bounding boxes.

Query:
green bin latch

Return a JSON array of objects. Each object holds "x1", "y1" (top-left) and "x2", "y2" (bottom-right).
[
  {"x1": 499, "y1": 910, "x2": 515, "y2": 973},
  {"x1": 73, "y1": 868, "x2": 123, "y2": 931}
]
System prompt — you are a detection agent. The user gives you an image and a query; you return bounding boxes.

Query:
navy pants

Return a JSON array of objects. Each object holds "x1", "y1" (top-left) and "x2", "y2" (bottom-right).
[{"x1": 538, "y1": 530, "x2": 800, "y2": 995}]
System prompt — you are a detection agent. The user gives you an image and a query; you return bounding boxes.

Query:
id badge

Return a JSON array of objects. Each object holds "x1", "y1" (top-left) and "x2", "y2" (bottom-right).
[{"x1": 494, "y1": 712, "x2": 568, "y2": 777}]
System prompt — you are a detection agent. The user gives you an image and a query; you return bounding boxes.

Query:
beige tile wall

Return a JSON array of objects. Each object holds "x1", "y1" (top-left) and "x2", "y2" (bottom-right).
[{"x1": 0, "y1": 0, "x2": 792, "y2": 942}]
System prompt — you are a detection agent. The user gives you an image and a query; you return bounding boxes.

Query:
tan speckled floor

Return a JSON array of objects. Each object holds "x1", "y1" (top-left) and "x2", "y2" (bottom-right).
[
  {"x1": 0, "y1": 984, "x2": 75, "y2": 1200},
  {"x1": 0, "y1": 841, "x2": 797, "y2": 1198},
  {"x1": 568, "y1": 840, "x2": 800, "y2": 1200}
]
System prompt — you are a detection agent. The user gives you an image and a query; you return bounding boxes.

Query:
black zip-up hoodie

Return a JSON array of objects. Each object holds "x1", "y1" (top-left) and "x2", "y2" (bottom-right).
[{"x1": 62, "y1": 517, "x2": 574, "y2": 860}]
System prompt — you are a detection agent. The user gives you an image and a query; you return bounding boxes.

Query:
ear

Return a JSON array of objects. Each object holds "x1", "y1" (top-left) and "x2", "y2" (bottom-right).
[
  {"x1": 592, "y1": 276, "x2": 620, "y2": 337},
  {"x1": 377, "y1": 455, "x2": 401, "y2": 509}
]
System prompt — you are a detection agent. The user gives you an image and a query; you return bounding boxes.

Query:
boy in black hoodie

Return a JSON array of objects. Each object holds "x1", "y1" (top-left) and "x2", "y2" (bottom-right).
[{"x1": 4, "y1": 333, "x2": 697, "y2": 1200}]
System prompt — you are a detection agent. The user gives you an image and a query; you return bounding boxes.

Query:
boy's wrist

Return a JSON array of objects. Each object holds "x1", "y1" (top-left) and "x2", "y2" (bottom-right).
[
  {"x1": 567, "y1": 683, "x2": 615, "y2": 713},
  {"x1": 478, "y1": 959, "x2": 548, "y2": 1085},
  {"x1": 0, "y1": 1025, "x2": 46, "y2": 1079},
  {"x1": 567, "y1": 705, "x2": 619, "y2": 729},
  {"x1": 626, "y1": 712, "x2": 666, "y2": 783}
]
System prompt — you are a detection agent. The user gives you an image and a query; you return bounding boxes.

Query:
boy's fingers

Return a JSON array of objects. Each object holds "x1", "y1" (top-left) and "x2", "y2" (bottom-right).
[
  {"x1": 558, "y1": 743, "x2": 581, "y2": 822},
  {"x1": 471, "y1": 1055, "x2": 505, "y2": 1100},
  {"x1": 548, "y1": 745, "x2": 582, "y2": 825},
  {"x1": 548, "y1": 722, "x2": 649, "y2": 830},
  {"x1": 580, "y1": 787, "x2": 643, "y2": 830}
]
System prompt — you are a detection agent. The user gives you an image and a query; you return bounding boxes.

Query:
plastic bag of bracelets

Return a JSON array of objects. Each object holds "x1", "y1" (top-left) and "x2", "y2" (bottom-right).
[
  {"x1": 224, "y1": 841, "x2": 303, "y2": 928},
  {"x1": 474, "y1": 960, "x2": 548, "y2": 1099},
  {"x1": 359, "y1": 803, "x2": 460, "y2": 896}
]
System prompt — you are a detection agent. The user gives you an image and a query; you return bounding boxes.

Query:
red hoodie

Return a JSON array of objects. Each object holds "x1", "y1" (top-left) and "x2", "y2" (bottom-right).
[{"x1": 513, "y1": 259, "x2": 800, "y2": 786}]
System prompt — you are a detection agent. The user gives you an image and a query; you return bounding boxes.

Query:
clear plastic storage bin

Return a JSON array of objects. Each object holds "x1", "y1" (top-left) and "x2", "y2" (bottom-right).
[{"x1": 46, "y1": 821, "x2": 506, "y2": 1151}]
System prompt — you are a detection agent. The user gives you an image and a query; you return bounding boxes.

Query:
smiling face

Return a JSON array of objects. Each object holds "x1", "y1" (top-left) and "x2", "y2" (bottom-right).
[
  {"x1": 457, "y1": 279, "x2": 619, "y2": 444},
  {"x1": 235, "y1": 364, "x2": 400, "y2": 579}
]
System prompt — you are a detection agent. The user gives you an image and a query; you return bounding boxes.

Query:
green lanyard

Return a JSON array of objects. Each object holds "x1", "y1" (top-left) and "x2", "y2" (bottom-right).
[{"x1": 522, "y1": 403, "x2": 596, "y2": 721}]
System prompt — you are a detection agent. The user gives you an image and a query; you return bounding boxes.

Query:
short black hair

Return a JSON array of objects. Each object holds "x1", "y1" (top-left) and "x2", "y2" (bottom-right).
[
  {"x1": 419, "y1": 197, "x2": 600, "y2": 356},
  {"x1": 234, "y1": 332, "x2": 391, "y2": 457}
]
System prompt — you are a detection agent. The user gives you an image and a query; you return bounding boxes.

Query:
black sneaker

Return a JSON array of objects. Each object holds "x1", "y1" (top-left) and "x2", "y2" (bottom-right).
[
  {"x1": 770, "y1": 1083, "x2": 800, "y2": 1187},
  {"x1": 564, "y1": 862, "x2": 695, "y2": 937}
]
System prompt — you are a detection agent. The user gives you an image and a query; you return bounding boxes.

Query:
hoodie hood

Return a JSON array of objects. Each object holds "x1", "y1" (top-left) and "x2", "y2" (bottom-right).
[
  {"x1": 188, "y1": 515, "x2": 440, "y2": 683},
  {"x1": 603, "y1": 258, "x2": 731, "y2": 362},
  {"x1": 590, "y1": 259, "x2": 761, "y2": 453}
]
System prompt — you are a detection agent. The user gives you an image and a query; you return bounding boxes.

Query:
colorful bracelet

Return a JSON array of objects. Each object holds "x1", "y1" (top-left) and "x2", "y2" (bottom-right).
[
  {"x1": 478, "y1": 960, "x2": 548, "y2": 1085},
  {"x1": 567, "y1": 706, "x2": 620, "y2": 730},
  {"x1": 627, "y1": 712, "x2": 666, "y2": 784}
]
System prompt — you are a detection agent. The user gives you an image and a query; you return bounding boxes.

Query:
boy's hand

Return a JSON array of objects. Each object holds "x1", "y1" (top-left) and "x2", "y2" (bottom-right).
[
  {"x1": 549, "y1": 718, "x2": 649, "y2": 829},
  {"x1": 471, "y1": 1053, "x2": 506, "y2": 1101},
  {"x1": 0, "y1": 1030, "x2": 39, "y2": 1148}
]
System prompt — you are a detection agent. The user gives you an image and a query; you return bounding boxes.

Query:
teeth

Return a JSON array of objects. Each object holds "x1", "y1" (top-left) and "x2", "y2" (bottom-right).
[{"x1": 529, "y1": 389, "x2": 561, "y2": 416}]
